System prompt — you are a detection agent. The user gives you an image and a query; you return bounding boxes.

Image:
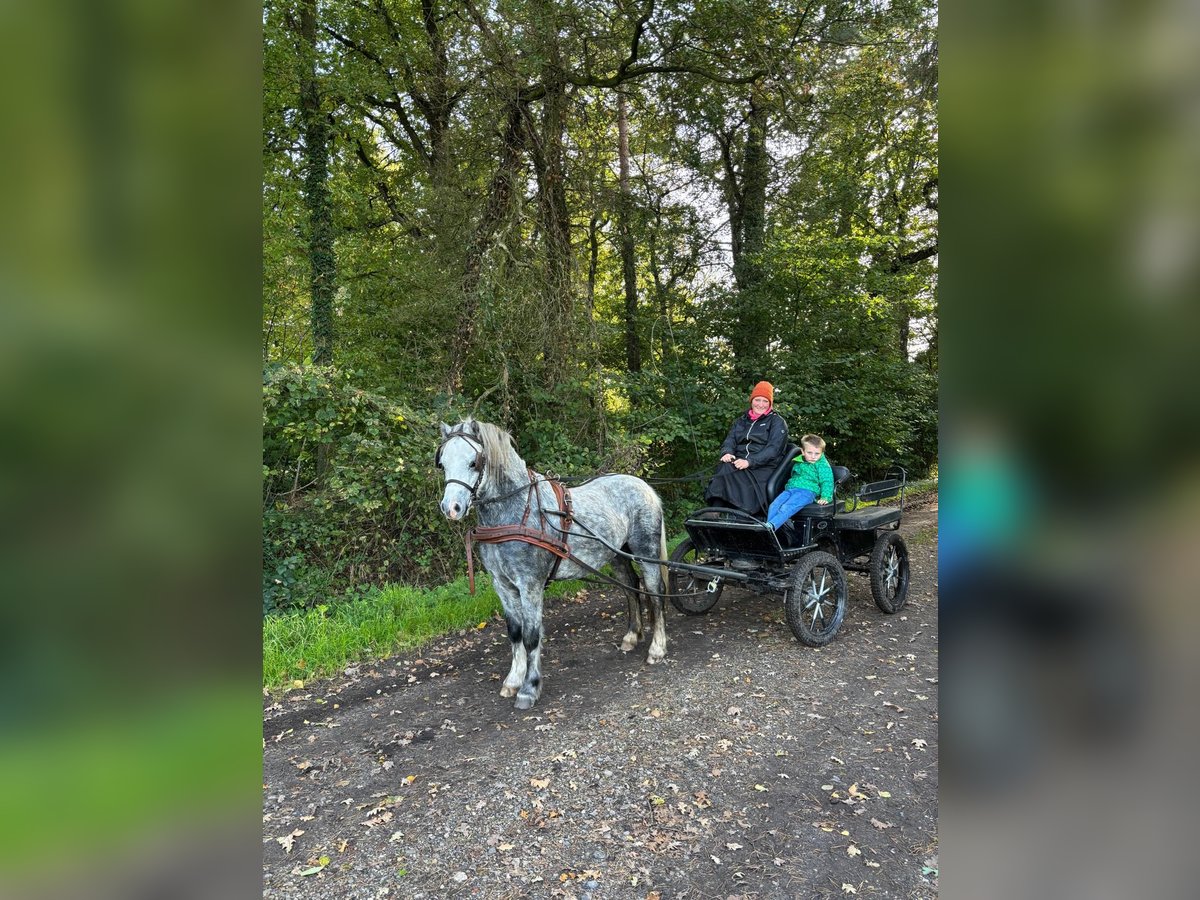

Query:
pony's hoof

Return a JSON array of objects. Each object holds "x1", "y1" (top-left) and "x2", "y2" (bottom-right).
[
  {"x1": 514, "y1": 694, "x2": 536, "y2": 710},
  {"x1": 499, "y1": 684, "x2": 517, "y2": 698},
  {"x1": 619, "y1": 633, "x2": 638, "y2": 652}
]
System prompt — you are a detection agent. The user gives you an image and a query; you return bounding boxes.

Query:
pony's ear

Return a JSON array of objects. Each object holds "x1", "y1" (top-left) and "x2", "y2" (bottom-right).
[{"x1": 439, "y1": 421, "x2": 452, "y2": 438}]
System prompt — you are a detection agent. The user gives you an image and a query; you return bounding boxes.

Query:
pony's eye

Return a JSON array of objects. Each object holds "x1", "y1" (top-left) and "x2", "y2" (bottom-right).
[{"x1": 467, "y1": 459, "x2": 478, "y2": 470}]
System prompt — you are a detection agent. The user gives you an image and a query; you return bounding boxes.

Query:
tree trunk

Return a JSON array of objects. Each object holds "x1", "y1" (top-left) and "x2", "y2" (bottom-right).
[
  {"x1": 727, "y1": 93, "x2": 770, "y2": 381},
  {"x1": 537, "y1": 70, "x2": 574, "y2": 377},
  {"x1": 618, "y1": 92, "x2": 641, "y2": 375},
  {"x1": 299, "y1": 0, "x2": 335, "y2": 366},
  {"x1": 446, "y1": 103, "x2": 527, "y2": 394}
]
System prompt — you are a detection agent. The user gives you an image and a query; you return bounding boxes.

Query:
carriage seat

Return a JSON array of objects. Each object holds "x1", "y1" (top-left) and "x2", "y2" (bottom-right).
[{"x1": 764, "y1": 445, "x2": 850, "y2": 521}]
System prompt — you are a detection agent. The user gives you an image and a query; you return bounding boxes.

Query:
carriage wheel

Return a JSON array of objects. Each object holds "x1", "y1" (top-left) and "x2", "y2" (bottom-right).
[
  {"x1": 869, "y1": 532, "x2": 910, "y2": 613},
  {"x1": 784, "y1": 551, "x2": 847, "y2": 646},
  {"x1": 668, "y1": 538, "x2": 723, "y2": 615}
]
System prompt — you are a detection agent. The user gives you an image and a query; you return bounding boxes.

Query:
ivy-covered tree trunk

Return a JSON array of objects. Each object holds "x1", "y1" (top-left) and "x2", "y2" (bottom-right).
[
  {"x1": 447, "y1": 103, "x2": 527, "y2": 394},
  {"x1": 536, "y1": 71, "x2": 575, "y2": 381},
  {"x1": 618, "y1": 92, "x2": 641, "y2": 375},
  {"x1": 298, "y1": 0, "x2": 335, "y2": 366}
]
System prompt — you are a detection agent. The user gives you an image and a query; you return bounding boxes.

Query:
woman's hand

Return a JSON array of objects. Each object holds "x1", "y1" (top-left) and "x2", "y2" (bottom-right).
[
  {"x1": 733, "y1": 458, "x2": 749, "y2": 470},
  {"x1": 720, "y1": 453, "x2": 735, "y2": 464}
]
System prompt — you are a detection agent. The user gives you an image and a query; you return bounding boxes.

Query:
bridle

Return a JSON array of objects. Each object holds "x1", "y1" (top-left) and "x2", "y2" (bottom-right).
[{"x1": 436, "y1": 428, "x2": 487, "y2": 504}]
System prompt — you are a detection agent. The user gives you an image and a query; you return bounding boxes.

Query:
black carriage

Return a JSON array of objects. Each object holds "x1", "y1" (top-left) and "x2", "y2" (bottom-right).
[{"x1": 668, "y1": 445, "x2": 912, "y2": 645}]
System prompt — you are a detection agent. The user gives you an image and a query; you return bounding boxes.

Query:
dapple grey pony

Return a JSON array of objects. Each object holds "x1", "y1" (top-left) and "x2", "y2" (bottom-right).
[{"x1": 437, "y1": 418, "x2": 669, "y2": 710}]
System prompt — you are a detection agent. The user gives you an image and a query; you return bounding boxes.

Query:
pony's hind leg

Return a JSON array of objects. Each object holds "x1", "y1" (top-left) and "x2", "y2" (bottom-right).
[
  {"x1": 613, "y1": 555, "x2": 643, "y2": 652},
  {"x1": 643, "y1": 522, "x2": 669, "y2": 665}
]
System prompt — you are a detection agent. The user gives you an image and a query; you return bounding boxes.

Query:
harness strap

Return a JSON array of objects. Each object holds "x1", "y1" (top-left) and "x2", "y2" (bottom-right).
[
  {"x1": 463, "y1": 473, "x2": 575, "y2": 594},
  {"x1": 464, "y1": 525, "x2": 573, "y2": 594}
]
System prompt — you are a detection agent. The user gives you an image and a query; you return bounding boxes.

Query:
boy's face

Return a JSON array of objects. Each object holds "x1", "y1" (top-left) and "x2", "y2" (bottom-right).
[{"x1": 801, "y1": 443, "x2": 823, "y2": 462}]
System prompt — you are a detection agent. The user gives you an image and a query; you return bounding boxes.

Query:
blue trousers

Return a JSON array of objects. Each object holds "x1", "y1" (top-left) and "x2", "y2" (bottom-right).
[{"x1": 767, "y1": 488, "x2": 817, "y2": 529}]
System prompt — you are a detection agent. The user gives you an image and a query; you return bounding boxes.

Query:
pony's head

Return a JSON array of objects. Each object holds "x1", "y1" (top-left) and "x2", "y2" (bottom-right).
[{"x1": 436, "y1": 418, "x2": 522, "y2": 520}]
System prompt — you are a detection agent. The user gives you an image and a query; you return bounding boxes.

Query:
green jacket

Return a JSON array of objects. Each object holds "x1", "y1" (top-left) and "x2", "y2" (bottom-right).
[{"x1": 784, "y1": 452, "x2": 834, "y2": 502}]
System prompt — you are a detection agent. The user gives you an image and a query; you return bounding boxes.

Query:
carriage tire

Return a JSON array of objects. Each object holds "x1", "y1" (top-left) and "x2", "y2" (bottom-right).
[
  {"x1": 784, "y1": 551, "x2": 847, "y2": 646},
  {"x1": 668, "y1": 539, "x2": 722, "y2": 615},
  {"x1": 869, "y1": 531, "x2": 910, "y2": 613}
]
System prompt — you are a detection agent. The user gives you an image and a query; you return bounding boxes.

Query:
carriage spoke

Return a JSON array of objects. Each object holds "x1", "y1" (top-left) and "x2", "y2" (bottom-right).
[{"x1": 884, "y1": 549, "x2": 900, "y2": 595}]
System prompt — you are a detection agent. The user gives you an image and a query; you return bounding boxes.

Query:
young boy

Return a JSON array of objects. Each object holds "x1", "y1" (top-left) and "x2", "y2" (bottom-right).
[{"x1": 766, "y1": 434, "x2": 834, "y2": 530}]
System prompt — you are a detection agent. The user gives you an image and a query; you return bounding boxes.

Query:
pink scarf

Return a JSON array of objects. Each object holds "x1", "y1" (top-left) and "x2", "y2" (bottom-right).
[{"x1": 747, "y1": 407, "x2": 771, "y2": 421}]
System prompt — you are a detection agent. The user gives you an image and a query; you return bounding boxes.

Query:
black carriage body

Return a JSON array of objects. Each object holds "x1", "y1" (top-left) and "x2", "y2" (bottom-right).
[
  {"x1": 669, "y1": 450, "x2": 912, "y2": 644},
  {"x1": 682, "y1": 447, "x2": 905, "y2": 567}
]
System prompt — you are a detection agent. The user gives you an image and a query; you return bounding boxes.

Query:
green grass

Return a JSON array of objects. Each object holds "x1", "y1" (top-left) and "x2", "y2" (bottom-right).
[{"x1": 263, "y1": 574, "x2": 589, "y2": 691}]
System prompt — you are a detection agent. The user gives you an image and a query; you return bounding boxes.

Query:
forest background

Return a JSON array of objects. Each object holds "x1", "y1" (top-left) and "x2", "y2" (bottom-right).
[{"x1": 262, "y1": 0, "x2": 938, "y2": 613}]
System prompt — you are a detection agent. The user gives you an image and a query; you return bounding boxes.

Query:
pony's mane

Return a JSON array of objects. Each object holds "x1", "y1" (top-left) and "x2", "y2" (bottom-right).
[{"x1": 472, "y1": 418, "x2": 527, "y2": 489}]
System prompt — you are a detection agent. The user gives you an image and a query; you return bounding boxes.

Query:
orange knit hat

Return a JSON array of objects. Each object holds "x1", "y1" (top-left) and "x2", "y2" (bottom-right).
[{"x1": 749, "y1": 381, "x2": 774, "y2": 405}]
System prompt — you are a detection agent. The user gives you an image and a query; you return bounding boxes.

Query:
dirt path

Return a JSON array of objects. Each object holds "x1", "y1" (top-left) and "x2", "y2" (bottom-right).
[{"x1": 264, "y1": 501, "x2": 938, "y2": 899}]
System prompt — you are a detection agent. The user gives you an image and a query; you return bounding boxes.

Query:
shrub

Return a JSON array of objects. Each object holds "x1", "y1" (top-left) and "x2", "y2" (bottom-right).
[{"x1": 262, "y1": 364, "x2": 457, "y2": 613}]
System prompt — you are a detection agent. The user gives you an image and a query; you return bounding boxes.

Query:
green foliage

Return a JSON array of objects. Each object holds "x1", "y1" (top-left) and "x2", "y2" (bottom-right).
[{"x1": 262, "y1": 364, "x2": 456, "y2": 613}]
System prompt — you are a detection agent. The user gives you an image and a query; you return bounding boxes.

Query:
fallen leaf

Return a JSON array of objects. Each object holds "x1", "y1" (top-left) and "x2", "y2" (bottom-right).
[
  {"x1": 726, "y1": 842, "x2": 743, "y2": 850},
  {"x1": 276, "y1": 829, "x2": 304, "y2": 854},
  {"x1": 878, "y1": 791, "x2": 892, "y2": 798},
  {"x1": 530, "y1": 776, "x2": 550, "y2": 789},
  {"x1": 911, "y1": 739, "x2": 928, "y2": 750},
  {"x1": 842, "y1": 884, "x2": 857, "y2": 895},
  {"x1": 865, "y1": 860, "x2": 880, "y2": 868},
  {"x1": 847, "y1": 845, "x2": 861, "y2": 857},
  {"x1": 753, "y1": 784, "x2": 768, "y2": 792},
  {"x1": 870, "y1": 818, "x2": 894, "y2": 830},
  {"x1": 361, "y1": 810, "x2": 392, "y2": 827}
]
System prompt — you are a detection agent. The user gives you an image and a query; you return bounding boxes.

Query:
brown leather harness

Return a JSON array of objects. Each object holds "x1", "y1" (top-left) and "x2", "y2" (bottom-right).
[
  {"x1": 463, "y1": 469, "x2": 575, "y2": 593},
  {"x1": 438, "y1": 424, "x2": 578, "y2": 594}
]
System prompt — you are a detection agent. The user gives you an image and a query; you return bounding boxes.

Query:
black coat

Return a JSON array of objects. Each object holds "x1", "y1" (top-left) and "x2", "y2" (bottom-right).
[{"x1": 704, "y1": 410, "x2": 789, "y2": 514}]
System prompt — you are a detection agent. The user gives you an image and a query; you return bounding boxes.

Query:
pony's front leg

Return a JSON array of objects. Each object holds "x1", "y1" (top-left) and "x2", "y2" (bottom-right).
[
  {"x1": 493, "y1": 576, "x2": 525, "y2": 698},
  {"x1": 514, "y1": 588, "x2": 545, "y2": 710},
  {"x1": 500, "y1": 613, "x2": 527, "y2": 698}
]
